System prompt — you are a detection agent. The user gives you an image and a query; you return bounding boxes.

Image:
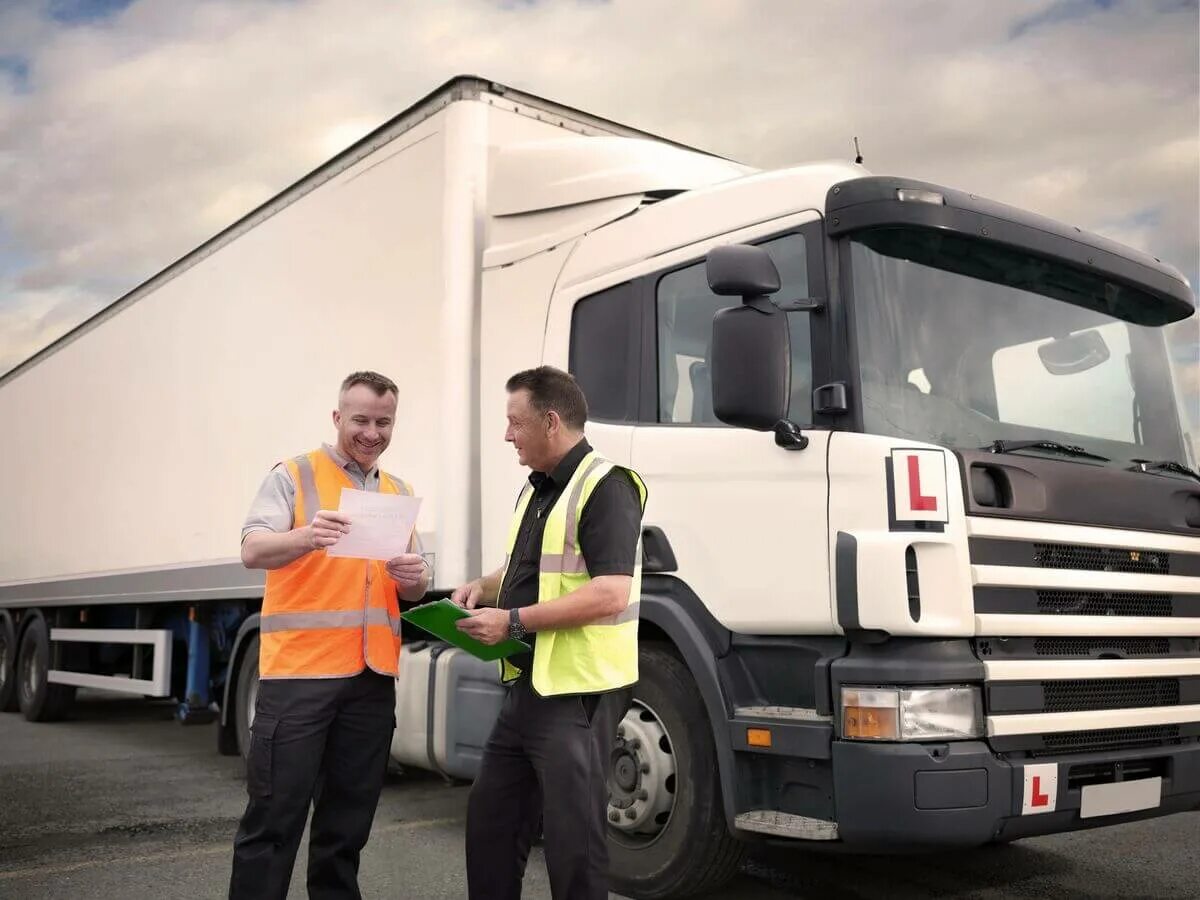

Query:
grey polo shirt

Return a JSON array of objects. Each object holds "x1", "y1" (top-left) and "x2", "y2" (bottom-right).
[{"x1": 242, "y1": 443, "x2": 391, "y2": 541}]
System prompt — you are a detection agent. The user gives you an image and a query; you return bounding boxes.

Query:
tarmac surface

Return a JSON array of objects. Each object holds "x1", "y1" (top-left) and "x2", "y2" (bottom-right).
[{"x1": 1, "y1": 691, "x2": 1197, "y2": 899}]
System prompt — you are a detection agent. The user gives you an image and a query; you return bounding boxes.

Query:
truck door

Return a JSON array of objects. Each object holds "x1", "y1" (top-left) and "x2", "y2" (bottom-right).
[{"x1": 545, "y1": 213, "x2": 835, "y2": 634}]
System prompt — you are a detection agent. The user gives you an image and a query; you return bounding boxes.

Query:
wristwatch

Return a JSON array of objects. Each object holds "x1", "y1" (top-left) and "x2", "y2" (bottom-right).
[{"x1": 508, "y1": 607, "x2": 528, "y2": 641}]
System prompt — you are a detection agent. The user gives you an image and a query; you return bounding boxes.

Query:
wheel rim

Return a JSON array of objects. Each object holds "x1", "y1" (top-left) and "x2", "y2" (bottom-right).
[
  {"x1": 19, "y1": 641, "x2": 40, "y2": 705},
  {"x1": 0, "y1": 636, "x2": 9, "y2": 692},
  {"x1": 607, "y1": 699, "x2": 677, "y2": 845},
  {"x1": 245, "y1": 668, "x2": 259, "y2": 731}
]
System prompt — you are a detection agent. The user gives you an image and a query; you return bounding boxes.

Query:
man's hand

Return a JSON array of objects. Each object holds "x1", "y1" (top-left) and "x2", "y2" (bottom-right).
[
  {"x1": 242, "y1": 509, "x2": 355, "y2": 571},
  {"x1": 307, "y1": 510, "x2": 351, "y2": 550},
  {"x1": 450, "y1": 580, "x2": 485, "y2": 609},
  {"x1": 455, "y1": 607, "x2": 510, "y2": 645},
  {"x1": 385, "y1": 553, "x2": 426, "y2": 589}
]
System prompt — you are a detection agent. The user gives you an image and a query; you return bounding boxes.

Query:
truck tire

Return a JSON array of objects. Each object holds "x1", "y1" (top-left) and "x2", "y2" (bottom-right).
[
  {"x1": 234, "y1": 633, "x2": 260, "y2": 758},
  {"x1": 16, "y1": 614, "x2": 76, "y2": 722},
  {"x1": 0, "y1": 612, "x2": 18, "y2": 712},
  {"x1": 608, "y1": 645, "x2": 743, "y2": 899}
]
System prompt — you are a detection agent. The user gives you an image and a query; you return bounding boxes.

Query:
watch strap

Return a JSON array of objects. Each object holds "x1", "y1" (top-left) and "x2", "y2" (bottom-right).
[{"x1": 508, "y1": 606, "x2": 528, "y2": 640}]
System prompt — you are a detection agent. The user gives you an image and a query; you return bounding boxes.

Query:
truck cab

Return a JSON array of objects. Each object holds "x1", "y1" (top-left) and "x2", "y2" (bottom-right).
[{"x1": 402, "y1": 138, "x2": 1199, "y2": 898}]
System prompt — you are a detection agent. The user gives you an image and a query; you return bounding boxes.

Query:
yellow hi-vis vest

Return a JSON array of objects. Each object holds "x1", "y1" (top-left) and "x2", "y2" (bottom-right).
[{"x1": 499, "y1": 451, "x2": 647, "y2": 696}]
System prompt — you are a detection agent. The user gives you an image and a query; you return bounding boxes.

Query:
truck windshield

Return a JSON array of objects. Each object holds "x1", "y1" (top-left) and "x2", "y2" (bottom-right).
[{"x1": 849, "y1": 228, "x2": 1189, "y2": 467}]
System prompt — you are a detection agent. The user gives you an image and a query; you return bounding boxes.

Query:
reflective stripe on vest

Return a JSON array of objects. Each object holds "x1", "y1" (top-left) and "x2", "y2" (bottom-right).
[
  {"x1": 259, "y1": 448, "x2": 411, "y2": 679},
  {"x1": 499, "y1": 451, "x2": 647, "y2": 696}
]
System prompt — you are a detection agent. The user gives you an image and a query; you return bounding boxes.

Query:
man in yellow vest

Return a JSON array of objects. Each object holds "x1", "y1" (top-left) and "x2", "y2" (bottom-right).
[
  {"x1": 454, "y1": 366, "x2": 646, "y2": 900},
  {"x1": 229, "y1": 370, "x2": 429, "y2": 900}
]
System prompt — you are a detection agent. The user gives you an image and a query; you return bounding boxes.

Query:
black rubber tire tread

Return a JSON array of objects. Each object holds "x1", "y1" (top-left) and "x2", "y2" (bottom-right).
[
  {"x1": 234, "y1": 633, "x2": 260, "y2": 759},
  {"x1": 0, "y1": 612, "x2": 18, "y2": 712},
  {"x1": 16, "y1": 614, "x2": 76, "y2": 722},
  {"x1": 608, "y1": 644, "x2": 743, "y2": 899},
  {"x1": 216, "y1": 715, "x2": 241, "y2": 756}
]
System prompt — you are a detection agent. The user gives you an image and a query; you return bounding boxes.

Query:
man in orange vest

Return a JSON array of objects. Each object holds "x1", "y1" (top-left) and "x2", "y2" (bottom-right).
[{"x1": 229, "y1": 370, "x2": 428, "y2": 900}]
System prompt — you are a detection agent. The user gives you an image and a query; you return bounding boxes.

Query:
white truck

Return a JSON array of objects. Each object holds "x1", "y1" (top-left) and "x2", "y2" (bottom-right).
[{"x1": 2, "y1": 76, "x2": 1198, "y2": 899}]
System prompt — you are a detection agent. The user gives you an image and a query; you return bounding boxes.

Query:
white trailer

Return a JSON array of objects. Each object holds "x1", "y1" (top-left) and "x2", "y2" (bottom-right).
[{"x1": 2, "y1": 76, "x2": 1198, "y2": 899}]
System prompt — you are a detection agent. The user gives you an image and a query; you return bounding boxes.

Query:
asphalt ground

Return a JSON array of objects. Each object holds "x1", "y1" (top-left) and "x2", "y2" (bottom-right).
[{"x1": 1, "y1": 691, "x2": 1197, "y2": 900}]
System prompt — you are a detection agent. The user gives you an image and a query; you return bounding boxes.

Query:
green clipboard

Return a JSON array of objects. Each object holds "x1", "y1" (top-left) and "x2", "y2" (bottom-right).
[{"x1": 401, "y1": 598, "x2": 531, "y2": 662}]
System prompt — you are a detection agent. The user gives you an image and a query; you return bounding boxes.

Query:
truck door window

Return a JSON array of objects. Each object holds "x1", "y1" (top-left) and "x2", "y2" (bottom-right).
[
  {"x1": 569, "y1": 281, "x2": 642, "y2": 422},
  {"x1": 656, "y1": 233, "x2": 812, "y2": 425}
]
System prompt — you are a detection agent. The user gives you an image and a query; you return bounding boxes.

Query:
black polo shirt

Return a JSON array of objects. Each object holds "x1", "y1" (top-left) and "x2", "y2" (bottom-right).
[{"x1": 499, "y1": 438, "x2": 643, "y2": 673}]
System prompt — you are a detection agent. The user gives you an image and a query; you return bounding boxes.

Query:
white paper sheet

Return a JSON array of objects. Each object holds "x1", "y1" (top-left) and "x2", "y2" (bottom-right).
[{"x1": 324, "y1": 488, "x2": 422, "y2": 561}]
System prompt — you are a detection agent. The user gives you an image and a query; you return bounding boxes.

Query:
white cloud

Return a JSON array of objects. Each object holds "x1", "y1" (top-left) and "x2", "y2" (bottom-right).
[
  {"x1": 0, "y1": 0, "x2": 1197, "y2": 376},
  {"x1": 0, "y1": 282, "x2": 108, "y2": 374}
]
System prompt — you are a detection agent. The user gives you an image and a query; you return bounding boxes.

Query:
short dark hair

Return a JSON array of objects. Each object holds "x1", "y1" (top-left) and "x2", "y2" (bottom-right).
[
  {"x1": 340, "y1": 370, "x2": 398, "y2": 398},
  {"x1": 506, "y1": 366, "x2": 588, "y2": 430}
]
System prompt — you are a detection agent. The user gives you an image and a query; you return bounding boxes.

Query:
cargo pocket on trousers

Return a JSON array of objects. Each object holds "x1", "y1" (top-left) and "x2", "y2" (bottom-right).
[
  {"x1": 579, "y1": 694, "x2": 601, "y2": 728},
  {"x1": 247, "y1": 716, "x2": 279, "y2": 799}
]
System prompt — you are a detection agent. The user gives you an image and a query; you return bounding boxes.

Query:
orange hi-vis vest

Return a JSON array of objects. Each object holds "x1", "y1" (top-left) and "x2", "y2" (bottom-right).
[{"x1": 259, "y1": 448, "x2": 410, "y2": 679}]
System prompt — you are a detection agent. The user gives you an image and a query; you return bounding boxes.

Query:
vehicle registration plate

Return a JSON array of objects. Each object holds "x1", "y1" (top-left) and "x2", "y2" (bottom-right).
[{"x1": 1079, "y1": 777, "x2": 1162, "y2": 819}]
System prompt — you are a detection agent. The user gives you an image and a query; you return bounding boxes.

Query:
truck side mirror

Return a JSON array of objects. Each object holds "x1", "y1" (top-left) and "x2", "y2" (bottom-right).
[
  {"x1": 707, "y1": 244, "x2": 782, "y2": 296},
  {"x1": 706, "y1": 245, "x2": 791, "y2": 431}
]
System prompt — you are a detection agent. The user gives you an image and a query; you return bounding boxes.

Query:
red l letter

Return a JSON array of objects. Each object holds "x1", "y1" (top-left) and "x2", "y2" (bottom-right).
[
  {"x1": 1031, "y1": 776, "x2": 1050, "y2": 808},
  {"x1": 907, "y1": 456, "x2": 938, "y2": 512}
]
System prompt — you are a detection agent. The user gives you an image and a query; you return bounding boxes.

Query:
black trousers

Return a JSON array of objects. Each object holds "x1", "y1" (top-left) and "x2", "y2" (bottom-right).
[
  {"x1": 466, "y1": 677, "x2": 632, "y2": 900},
  {"x1": 229, "y1": 669, "x2": 395, "y2": 900}
]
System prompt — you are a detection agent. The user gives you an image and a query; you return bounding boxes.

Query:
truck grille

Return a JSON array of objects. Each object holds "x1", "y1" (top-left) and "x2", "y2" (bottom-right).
[
  {"x1": 1033, "y1": 542, "x2": 1168, "y2": 574},
  {"x1": 1037, "y1": 590, "x2": 1173, "y2": 617},
  {"x1": 970, "y1": 522, "x2": 1200, "y2": 758},
  {"x1": 1035, "y1": 725, "x2": 1182, "y2": 756},
  {"x1": 1042, "y1": 678, "x2": 1180, "y2": 714},
  {"x1": 1033, "y1": 637, "x2": 1171, "y2": 657}
]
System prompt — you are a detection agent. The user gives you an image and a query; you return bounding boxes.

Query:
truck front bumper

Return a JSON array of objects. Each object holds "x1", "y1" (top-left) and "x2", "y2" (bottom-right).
[{"x1": 830, "y1": 739, "x2": 1200, "y2": 849}]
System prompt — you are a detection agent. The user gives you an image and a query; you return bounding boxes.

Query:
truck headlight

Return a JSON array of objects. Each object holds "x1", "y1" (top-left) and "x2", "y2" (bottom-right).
[{"x1": 841, "y1": 686, "x2": 983, "y2": 741}]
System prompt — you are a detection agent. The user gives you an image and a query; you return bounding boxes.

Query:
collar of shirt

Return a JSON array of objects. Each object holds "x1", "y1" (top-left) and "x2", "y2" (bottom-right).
[
  {"x1": 529, "y1": 438, "x2": 591, "y2": 491},
  {"x1": 321, "y1": 442, "x2": 380, "y2": 483}
]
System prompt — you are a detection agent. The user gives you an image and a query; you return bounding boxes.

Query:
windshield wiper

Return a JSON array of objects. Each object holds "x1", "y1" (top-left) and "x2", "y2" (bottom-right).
[
  {"x1": 985, "y1": 439, "x2": 1110, "y2": 462},
  {"x1": 1128, "y1": 459, "x2": 1200, "y2": 482}
]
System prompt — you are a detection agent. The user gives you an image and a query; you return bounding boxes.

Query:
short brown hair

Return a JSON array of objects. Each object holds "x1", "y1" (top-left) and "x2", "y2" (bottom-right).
[
  {"x1": 340, "y1": 370, "x2": 398, "y2": 398},
  {"x1": 506, "y1": 366, "x2": 588, "y2": 430}
]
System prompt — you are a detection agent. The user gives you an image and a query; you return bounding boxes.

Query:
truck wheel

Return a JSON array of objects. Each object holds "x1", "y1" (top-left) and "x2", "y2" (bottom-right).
[
  {"x1": 608, "y1": 646, "x2": 743, "y2": 899},
  {"x1": 0, "y1": 612, "x2": 18, "y2": 712},
  {"x1": 16, "y1": 614, "x2": 76, "y2": 722},
  {"x1": 234, "y1": 634, "x2": 260, "y2": 758}
]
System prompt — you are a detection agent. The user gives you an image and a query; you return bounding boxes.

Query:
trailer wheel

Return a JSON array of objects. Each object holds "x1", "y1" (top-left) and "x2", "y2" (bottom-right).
[
  {"x1": 0, "y1": 612, "x2": 18, "y2": 712},
  {"x1": 16, "y1": 614, "x2": 76, "y2": 722},
  {"x1": 234, "y1": 634, "x2": 260, "y2": 758},
  {"x1": 608, "y1": 645, "x2": 743, "y2": 899}
]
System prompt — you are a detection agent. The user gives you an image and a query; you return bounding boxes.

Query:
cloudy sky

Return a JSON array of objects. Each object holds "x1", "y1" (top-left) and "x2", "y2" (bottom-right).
[{"x1": 0, "y1": 0, "x2": 1197, "y2": 378}]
